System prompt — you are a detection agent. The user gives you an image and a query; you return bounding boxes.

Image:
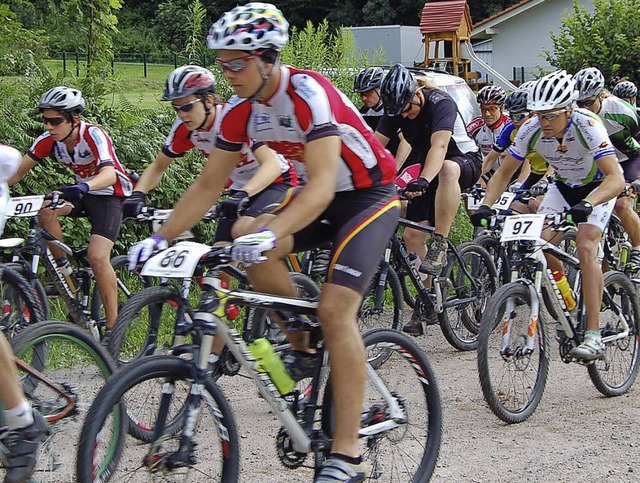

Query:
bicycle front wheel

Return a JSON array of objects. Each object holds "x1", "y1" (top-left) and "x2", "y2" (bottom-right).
[
  {"x1": 321, "y1": 328, "x2": 442, "y2": 482},
  {"x1": 588, "y1": 271, "x2": 640, "y2": 396},
  {"x1": 9, "y1": 321, "x2": 116, "y2": 482},
  {"x1": 477, "y1": 282, "x2": 550, "y2": 423},
  {"x1": 0, "y1": 264, "x2": 46, "y2": 338},
  {"x1": 440, "y1": 242, "x2": 497, "y2": 351},
  {"x1": 76, "y1": 356, "x2": 239, "y2": 482}
]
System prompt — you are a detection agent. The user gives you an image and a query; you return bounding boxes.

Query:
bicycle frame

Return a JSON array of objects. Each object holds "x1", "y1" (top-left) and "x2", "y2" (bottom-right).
[{"x1": 165, "y1": 270, "x2": 407, "y2": 456}]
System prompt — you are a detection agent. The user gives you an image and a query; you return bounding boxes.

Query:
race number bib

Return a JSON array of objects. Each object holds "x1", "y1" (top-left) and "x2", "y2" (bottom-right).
[
  {"x1": 7, "y1": 195, "x2": 45, "y2": 217},
  {"x1": 141, "y1": 241, "x2": 211, "y2": 278},
  {"x1": 491, "y1": 192, "x2": 516, "y2": 211},
  {"x1": 500, "y1": 214, "x2": 545, "y2": 242}
]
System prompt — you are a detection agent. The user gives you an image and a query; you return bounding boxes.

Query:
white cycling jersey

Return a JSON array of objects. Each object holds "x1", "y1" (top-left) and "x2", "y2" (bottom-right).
[
  {"x1": 595, "y1": 96, "x2": 640, "y2": 162},
  {"x1": 509, "y1": 108, "x2": 618, "y2": 188}
]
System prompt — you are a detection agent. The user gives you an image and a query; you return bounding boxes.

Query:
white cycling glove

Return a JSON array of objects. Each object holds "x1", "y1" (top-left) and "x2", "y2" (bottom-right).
[
  {"x1": 231, "y1": 229, "x2": 277, "y2": 265},
  {"x1": 128, "y1": 235, "x2": 168, "y2": 269},
  {"x1": 508, "y1": 181, "x2": 522, "y2": 193}
]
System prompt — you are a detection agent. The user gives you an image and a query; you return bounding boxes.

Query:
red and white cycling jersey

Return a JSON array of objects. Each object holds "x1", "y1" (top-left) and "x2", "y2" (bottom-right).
[
  {"x1": 162, "y1": 104, "x2": 298, "y2": 190},
  {"x1": 28, "y1": 121, "x2": 132, "y2": 197},
  {"x1": 215, "y1": 66, "x2": 396, "y2": 192},
  {"x1": 467, "y1": 114, "x2": 510, "y2": 163}
]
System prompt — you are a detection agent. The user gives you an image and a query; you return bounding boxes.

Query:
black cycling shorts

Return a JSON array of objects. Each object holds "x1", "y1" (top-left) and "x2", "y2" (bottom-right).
[
  {"x1": 620, "y1": 154, "x2": 640, "y2": 182},
  {"x1": 292, "y1": 185, "x2": 400, "y2": 295},
  {"x1": 215, "y1": 184, "x2": 296, "y2": 243},
  {"x1": 68, "y1": 194, "x2": 123, "y2": 242},
  {"x1": 406, "y1": 152, "x2": 482, "y2": 225}
]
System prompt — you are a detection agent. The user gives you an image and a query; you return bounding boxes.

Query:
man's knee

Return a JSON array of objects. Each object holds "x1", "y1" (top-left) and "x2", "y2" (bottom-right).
[{"x1": 438, "y1": 160, "x2": 461, "y2": 183}]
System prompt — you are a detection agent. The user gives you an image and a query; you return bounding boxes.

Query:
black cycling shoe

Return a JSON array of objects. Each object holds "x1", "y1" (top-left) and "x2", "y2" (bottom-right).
[
  {"x1": 0, "y1": 410, "x2": 49, "y2": 483},
  {"x1": 283, "y1": 350, "x2": 317, "y2": 381}
]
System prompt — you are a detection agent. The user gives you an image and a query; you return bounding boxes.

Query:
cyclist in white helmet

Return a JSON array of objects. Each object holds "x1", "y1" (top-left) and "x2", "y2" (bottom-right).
[
  {"x1": 472, "y1": 70, "x2": 624, "y2": 361},
  {"x1": 8, "y1": 86, "x2": 133, "y2": 332},
  {"x1": 0, "y1": 144, "x2": 48, "y2": 483},
  {"x1": 574, "y1": 67, "x2": 640, "y2": 271},
  {"x1": 128, "y1": 5, "x2": 399, "y2": 481}
]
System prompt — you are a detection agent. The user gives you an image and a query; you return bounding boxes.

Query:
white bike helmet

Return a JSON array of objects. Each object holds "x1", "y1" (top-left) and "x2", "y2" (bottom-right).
[
  {"x1": 573, "y1": 67, "x2": 605, "y2": 101},
  {"x1": 528, "y1": 70, "x2": 577, "y2": 111},
  {"x1": 206, "y1": 3, "x2": 289, "y2": 52},
  {"x1": 162, "y1": 65, "x2": 216, "y2": 101},
  {"x1": 38, "y1": 86, "x2": 85, "y2": 113},
  {"x1": 612, "y1": 80, "x2": 638, "y2": 99}
]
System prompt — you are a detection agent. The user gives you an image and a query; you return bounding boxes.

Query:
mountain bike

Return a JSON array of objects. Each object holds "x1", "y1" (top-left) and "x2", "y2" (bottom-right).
[
  {"x1": 477, "y1": 213, "x2": 640, "y2": 424},
  {"x1": 1, "y1": 320, "x2": 117, "y2": 481},
  {"x1": 76, "y1": 244, "x2": 442, "y2": 482},
  {"x1": 1, "y1": 194, "x2": 147, "y2": 339},
  {"x1": 389, "y1": 217, "x2": 497, "y2": 350}
]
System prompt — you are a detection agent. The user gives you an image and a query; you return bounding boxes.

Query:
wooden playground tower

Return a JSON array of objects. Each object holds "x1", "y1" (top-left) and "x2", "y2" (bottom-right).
[{"x1": 418, "y1": 0, "x2": 478, "y2": 85}]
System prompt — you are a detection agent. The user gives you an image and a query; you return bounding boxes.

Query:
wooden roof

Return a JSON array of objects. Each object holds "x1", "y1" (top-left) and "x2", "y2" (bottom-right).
[{"x1": 420, "y1": 0, "x2": 471, "y2": 34}]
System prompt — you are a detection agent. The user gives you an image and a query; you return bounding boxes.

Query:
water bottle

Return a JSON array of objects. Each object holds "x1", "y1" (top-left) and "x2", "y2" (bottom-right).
[
  {"x1": 552, "y1": 271, "x2": 576, "y2": 311},
  {"x1": 56, "y1": 257, "x2": 79, "y2": 294},
  {"x1": 248, "y1": 338, "x2": 296, "y2": 395}
]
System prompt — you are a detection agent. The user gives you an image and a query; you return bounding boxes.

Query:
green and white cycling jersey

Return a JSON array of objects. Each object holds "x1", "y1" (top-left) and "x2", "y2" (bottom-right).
[
  {"x1": 509, "y1": 108, "x2": 617, "y2": 188},
  {"x1": 596, "y1": 96, "x2": 640, "y2": 162}
]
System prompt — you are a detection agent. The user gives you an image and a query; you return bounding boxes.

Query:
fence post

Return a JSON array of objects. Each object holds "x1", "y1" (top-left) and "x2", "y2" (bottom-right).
[
  {"x1": 75, "y1": 51, "x2": 80, "y2": 77},
  {"x1": 143, "y1": 52, "x2": 148, "y2": 78},
  {"x1": 62, "y1": 51, "x2": 67, "y2": 72},
  {"x1": 174, "y1": 53, "x2": 178, "y2": 69},
  {"x1": 520, "y1": 66, "x2": 525, "y2": 83},
  {"x1": 111, "y1": 57, "x2": 115, "y2": 76}
]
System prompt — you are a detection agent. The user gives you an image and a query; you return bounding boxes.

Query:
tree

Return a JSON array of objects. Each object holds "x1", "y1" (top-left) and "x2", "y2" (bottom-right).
[{"x1": 544, "y1": 0, "x2": 640, "y2": 86}]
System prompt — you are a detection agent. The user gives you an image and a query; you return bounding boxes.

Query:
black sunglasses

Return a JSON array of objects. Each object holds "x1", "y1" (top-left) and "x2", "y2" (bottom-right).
[
  {"x1": 42, "y1": 116, "x2": 66, "y2": 126},
  {"x1": 577, "y1": 98, "x2": 597, "y2": 108},
  {"x1": 402, "y1": 99, "x2": 421, "y2": 114},
  {"x1": 171, "y1": 98, "x2": 202, "y2": 113}
]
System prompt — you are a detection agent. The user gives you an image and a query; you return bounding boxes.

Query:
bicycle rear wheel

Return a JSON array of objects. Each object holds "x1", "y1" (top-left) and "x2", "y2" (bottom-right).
[
  {"x1": 321, "y1": 328, "x2": 442, "y2": 482},
  {"x1": 76, "y1": 356, "x2": 239, "y2": 482},
  {"x1": 440, "y1": 242, "x2": 497, "y2": 351},
  {"x1": 477, "y1": 282, "x2": 550, "y2": 423},
  {"x1": 0, "y1": 264, "x2": 46, "y2": 338},
  {"x1": 8, "y1": 321, "x2": 116, "y2": 482},
  {"x1": 588, "y1": 271, "x2": 640, "y2": 396},
  {"x1": 358, "y1": 264, "x2": 403, "y2": 332}
]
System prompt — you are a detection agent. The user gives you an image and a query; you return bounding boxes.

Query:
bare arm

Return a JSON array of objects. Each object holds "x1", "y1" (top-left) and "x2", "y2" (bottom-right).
[
  {"x1": 483, "y1": 153, "x2": 522, "y2": 206},
  {"x1": 394, "y1": 133, "x2": 412, "y2": 170},
  {"x1": 7, "y1": 154, "x2": 38, "y2": 187},
  {"x1": 134, "y1": 152, "x2": 174, "y2": 193},
  {"x1": 85, "y1": 166, "x2": 117, "y2": 191},
  {"x1": 264, "y1": 135, "x2": 340, "y2": 239},
  {"x1": 420, "y1": 130, "x2": 451, "y2": 182},
  {"x1": 588, "y1": 154, "x2": 625, "y2": 206},
  {"x1": 481, "y1": 149, "x2": 501, "y2": 175},
  {"x1": 239, "y1": 145, "x2": 282, "y2": 196},
  {"x1": 156, "y1": 148, "x2": 239, "y2": 242}
]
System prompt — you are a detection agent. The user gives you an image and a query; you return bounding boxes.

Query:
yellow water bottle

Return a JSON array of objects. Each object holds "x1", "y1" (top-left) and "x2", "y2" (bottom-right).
[
  {"x1": 552, "y1": 271, "x2": 576, "y2": 311},
  {"x1": 249, "y1": 338, "x2": 296, "y2": 395}
]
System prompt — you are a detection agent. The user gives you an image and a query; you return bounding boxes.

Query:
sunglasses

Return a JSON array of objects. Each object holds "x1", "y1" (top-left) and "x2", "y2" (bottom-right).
[
  {"x1": 42, "y1": 116, "x2": 66, "y2": 126},
  {"x1": 171, "y1": 98, "x2": 202, "y2": 113},
  {"x1": 576, "y1": 98, "x2": 597, "y2": 108},
  {"x1": 535, "y1": 109, "x2": 567, "y2": 121},
  {"x1": 480, "y1": 105, "x2": 500, "y2": 113},
  {"x1": 510, "y1": 112, "x2": 530, "y2": 122},
  {"x1": 402, "y1": 99, "x2": 421, "y2": 114},
  {"x1": 217, "y1": 54, "x2": 257, "y2": 73}
]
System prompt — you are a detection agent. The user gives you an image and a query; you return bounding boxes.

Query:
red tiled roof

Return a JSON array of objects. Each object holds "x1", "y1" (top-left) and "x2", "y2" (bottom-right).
[
  {"x1": 420, "y1": 0, "x2": 468, "y2": 34},
  {"x1": 473, "y1": 0, "x2": 535, "y2": 29}
]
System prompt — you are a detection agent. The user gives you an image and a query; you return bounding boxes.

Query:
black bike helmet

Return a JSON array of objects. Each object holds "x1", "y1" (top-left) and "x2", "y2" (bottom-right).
[
  {"x1": 354, "y1": 67, "x2": 384, "y2": 93},
  {"x1": 380, "y1": 64, "x2": 416, "y2": 116}
]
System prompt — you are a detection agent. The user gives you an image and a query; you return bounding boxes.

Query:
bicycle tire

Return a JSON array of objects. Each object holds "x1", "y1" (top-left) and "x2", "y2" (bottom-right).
[
  {"x1": 588, "y1": 271, "x2": 640, "y2": 396},
  {"x1": 321, "y1": 328, "x2": 442, "y2": 482},
  {"x1": 107, "y1": 285, "x2": 195, "y2": 364},
  {"x1": 76, "y1": 355, "x2": 240, "y2": 483},
  {"x1": 358, "y1": 264, "x2": 403, "y2": 332},
  {"x1": 472, "y1": 234, "x2": 510, "y2": 285},
  {"x1": 439, "y1": 242, "x2": 497, "y2": 351},
  {"x1": 0, "y1": 264, "x2": 46, "y2": 338},
  {"x1": 477, "y1": 282, "x2": 550, "y2": 423},
  {"x1": 9, "y1": 321, "x2": 117, "y2": 482},
  {"x1": 90, "y1": 254, "x2": 152, "y2": 325}
]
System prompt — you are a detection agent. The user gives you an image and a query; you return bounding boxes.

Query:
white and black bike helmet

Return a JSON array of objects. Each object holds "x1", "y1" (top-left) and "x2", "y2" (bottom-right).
[
  {"x1": 37, "y1": 86, "x2": 85, "y2": 114},
  {"x1": 574, "y1": 67, "x2": 605, "y2": 101},
  {"x1": 354, "y1": 67, "x2": 384, "y2": 93},
  {"x1": 505, "y1": 89, "x2": 529, "y2": 113},
  {"x1": 162, "y1": 65, "x2": 216, "y2": 101},
  {"x1": 612, "y1": 80, "x2": 638, "y2": 99},
  {"x1": 528, "y1": 70, "x2": 577, "y2": 111},
  {"x1": 476, "y1": 85, "x2": 507, "y2": 106}
]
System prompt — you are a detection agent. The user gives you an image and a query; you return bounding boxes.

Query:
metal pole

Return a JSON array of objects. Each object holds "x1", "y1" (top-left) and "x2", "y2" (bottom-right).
[{"x1": 143, "y1": 52, "x2": 148, "y2": 78}]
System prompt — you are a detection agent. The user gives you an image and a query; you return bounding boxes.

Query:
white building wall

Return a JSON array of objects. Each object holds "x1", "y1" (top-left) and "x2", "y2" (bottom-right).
[{"x1": 343, "y1": 25, "x2": 425, "y2": 66}]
